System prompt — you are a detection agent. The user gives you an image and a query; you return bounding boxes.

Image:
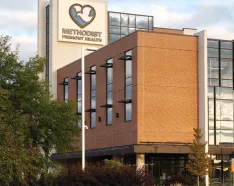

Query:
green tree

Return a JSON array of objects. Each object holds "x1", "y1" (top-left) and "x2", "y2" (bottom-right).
[
  {"x1": 186, "y1": 128, "x2": 210, "y2": 186},
  {"x1": 0, "y1": 35, "x2": 80, "y2": 185}
]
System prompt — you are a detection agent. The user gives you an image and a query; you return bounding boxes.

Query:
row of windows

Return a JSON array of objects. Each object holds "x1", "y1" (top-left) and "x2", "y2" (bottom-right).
[
  {"x1": 63, "y1": 50, "x2": 133, "y2": 128},
  {"x1": 108, "y1": 12, "x2": 153, "y2": 43}
]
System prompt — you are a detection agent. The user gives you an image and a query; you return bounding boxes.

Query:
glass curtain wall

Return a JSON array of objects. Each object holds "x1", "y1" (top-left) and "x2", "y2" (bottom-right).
[
  {"x1": 108, "y1": 12, "x2": 153, "y2": 43},
  {"x1": 208, "y1": 39, "x2": 234, "y2": 145}
]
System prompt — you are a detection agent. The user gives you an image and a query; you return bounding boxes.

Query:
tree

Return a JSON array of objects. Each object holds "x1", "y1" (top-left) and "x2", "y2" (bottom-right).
[
  {"x1": 186, "y1": 128, "x2": 210, "y2": 186},
  {"x1": 0, "y1": 35, "x2": 80, "y2": 185}
]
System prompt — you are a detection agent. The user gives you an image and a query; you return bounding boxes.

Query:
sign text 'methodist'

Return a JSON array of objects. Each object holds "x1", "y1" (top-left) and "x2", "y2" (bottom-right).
[{"x1": 62, "y1": 28, "x2": 102, "y2": 43}]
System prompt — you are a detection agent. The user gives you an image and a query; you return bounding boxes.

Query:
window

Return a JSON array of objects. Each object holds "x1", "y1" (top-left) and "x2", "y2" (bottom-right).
[
  {"x1": 125, "y1": 50, "x2": 132, "y2": 122},
  {"x1": 45, "y1": 5, "x2": 50, "y2": 81},
  {"x1": 64, "y1": 77, "x2": 68, "y2": 103},
  {"x1": 90, "y1": 66, "x2": 96, "y2": 128},
  {"x1": 207, "y1": 39, "x2": 233, "y2": 87},
  {"x1": 77, "y1": 72, "x2": 82, "y2": 127},
  {"x1": 106, "y1": 59, "x2": 113, "y2": 125},
  {"x1": 108, "y1": 12, "x2": 153, "y2": 43}
]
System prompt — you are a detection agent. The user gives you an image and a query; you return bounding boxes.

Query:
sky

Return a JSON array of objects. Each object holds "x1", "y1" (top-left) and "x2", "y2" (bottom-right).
[{"x1": 1, "y1": 0, "x2": 234, "y2": 61}]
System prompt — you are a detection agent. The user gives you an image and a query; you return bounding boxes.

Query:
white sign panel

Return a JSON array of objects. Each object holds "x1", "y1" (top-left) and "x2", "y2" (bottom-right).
[{"x1": 58, "y1": 0, "x2": 106, "y2": 45}]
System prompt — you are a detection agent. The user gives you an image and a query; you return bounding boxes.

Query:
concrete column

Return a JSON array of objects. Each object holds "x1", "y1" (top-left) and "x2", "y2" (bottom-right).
[{"x1": 136, "y1": 154, "x2": 145, "y2": 170}]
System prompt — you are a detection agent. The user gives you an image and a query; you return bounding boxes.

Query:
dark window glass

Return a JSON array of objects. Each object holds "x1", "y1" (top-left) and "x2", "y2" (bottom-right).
[
  {"x1": 121, "y1": 14, "x2": 128, "y2": 26},
  {"x1": 109, "y1": 12, "x2": 120, "y2": 26},
  {"x1": 64, "y1": 77, "x2": 68, "y2": 102},
  {"x1": 221, "y1": 42, "x2": 232, "y2": 49},
  {"x1": 208, "y1": 48, "x2": 219, "y2": 58},
  {"x1": 208, "y1": 40, "x2": 219, "y2": 48},
  {"x1": 109, "y1": 26, "x2": 120, "y2": 34},
  {"x1": 90, "y1": 66, "x2": 96, "y2": 128},
  {"x1": 221, "y1": 49, "x2": 232, "y2": 59}
]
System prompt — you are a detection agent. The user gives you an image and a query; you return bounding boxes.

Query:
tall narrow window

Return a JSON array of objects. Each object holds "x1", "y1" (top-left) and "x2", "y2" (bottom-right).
[
  {"x1": 77, "y1": 72, "x2": 82, "y2": 127},
  {"x1": 64, "y1": 77, "x2": 68, "y2": 103},
  {"x1": 45, "y1": 5, "x2": 49, "y2": 81},
  {"x1": 125, "y1": 50, "x2": 132, "y2": 121},
  {"x1": 107, "y1": 59, "x2": 113, "y2": 125},
  {"x1": 90, "y1": 66, "x2": 96, "y2": 128}
]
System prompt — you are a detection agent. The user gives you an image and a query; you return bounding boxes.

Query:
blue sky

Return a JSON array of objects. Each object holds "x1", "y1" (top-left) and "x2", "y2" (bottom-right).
[{"x1": 0, "y1": 0, "x2": 233, "y2": 61}]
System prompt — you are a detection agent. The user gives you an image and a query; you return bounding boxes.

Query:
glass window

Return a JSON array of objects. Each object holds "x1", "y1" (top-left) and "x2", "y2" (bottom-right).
[
  {"x1": 107, "y1": 68, "x2": 113, "y2": 84},
  {"x1": 109, "y1": 26, "x2": 120, "y2": 34},
  {"x1": 209, "y1": 120, "x2": 214, "y2": 129},
  {"x1": 109, "y1": 12, "x2": 120, "y2": 26},
  {"x1": 77, "y1": 121, "x2": 81, "y2": 128},
  {"x1": 121, "y1": 14, "x2": 128, "y2": 26},
  {"x1": 107, "y1": 91, "x2": 112, "y2": 104},
  {"x1": 136, "y1": 15, "x2": 148, "y2": 29},
  {"x1": 125, "y1": 103, "x2": 132, "y2": 121},
  {"x1": 221, "y1": 49, "x2": 232, "y2": 59},
  {"x1": 209, "y1": 99, "x2": 214, "y2": 120},
  {"x1": 129, "y1": 27, "x2": 136, "y2": 34},
  {"x1": 64, "y1": 77, "x2": 68, "y2": 102},
  {"x1": 149, "y1": 17, "x2": 153, "y2": 30},
  {"x1": 91, "y1": 112, "x2": 96, "y2": 128},
  {"x1": 216, "y1": 87, "x2": 233, "y2": 99},
  {"x1": 125, "y1": 50, "x2": 132, "y2": 122},
  {"x1": 77, "y1": 72, "x2": 82, "y2": 114},
  {"x1": 121, "y1": 27, "x2": 128, "y2": 35},
  {"x1": 106, "y1": 58, "x2": 113, "y2": 125},
  {"x1": 90, "y1": 66, "x2": 96, "y2": 128},
  {"x1": 221, "y1": 80, "x2": 232, "y2": 87},
  {"x1": 126, "y1": 85, "x2": 132, "y2": 99},
  {"x1": 209, "y1": 130, "x2": 214, "y2": 145},
  {"x1": 109, "y1": 34, "x2": 120, "y2": 43},
  {"x1": 126, "y1": 60, "x2": 132, "y2": 78},
  {"x1": 221, "y1": 121, "x2": 233, "y2": 130},
  {"x1": 208, "y1": 48, "x2": 219, "y2": 58},
  {"x1": 107, "y1": 108, "x2": 112, "y2": 125},
  {"x1": 220, "y1": 130, "x2": 234, "y2": 143},
  {"x1": 208, "y1": 40, "x2": 219, "y2": 48},
  {"x1": 221, "y1": 42, "x2": 232, "y2": 49},
  {"x1": 208, "y1": 58, "x2": 219, "y2": 79},
  {"x1": 208, "y1": 87, "x2": 214, "y2": 98},
  {"x1": 221, "y1": 60, "x2": 232, "y2": 80},
  {"x1": 208, "y1": 79, "x2": 219, "y2": 86},
  {"x1": 129, "y1": 15, "x2": 136, "y2": 27}
]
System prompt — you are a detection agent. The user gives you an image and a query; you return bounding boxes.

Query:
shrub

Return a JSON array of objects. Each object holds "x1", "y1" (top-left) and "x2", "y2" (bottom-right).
[{"x1": 54, "y1": 163, "x2": 157, "y2": 186}]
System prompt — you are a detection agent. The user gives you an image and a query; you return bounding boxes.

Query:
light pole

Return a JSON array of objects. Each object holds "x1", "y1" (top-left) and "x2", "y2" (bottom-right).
[{"x1": 81, "y1": 46, "x2": 97, "y2": 171}]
